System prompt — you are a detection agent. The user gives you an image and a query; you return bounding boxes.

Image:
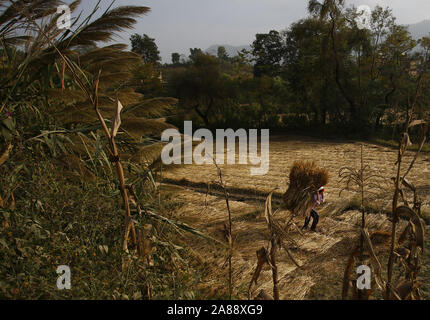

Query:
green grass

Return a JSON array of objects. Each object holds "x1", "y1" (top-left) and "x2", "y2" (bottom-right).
[
  {"x1": 372, "y1": 138, "x2": 430, "y2": 153},
  {"x1": 0, "y1": 149, "x2": 204, "y2": 299},
  {"x1": 342, "y1": 195, "x2": 430, "y2": 226}
]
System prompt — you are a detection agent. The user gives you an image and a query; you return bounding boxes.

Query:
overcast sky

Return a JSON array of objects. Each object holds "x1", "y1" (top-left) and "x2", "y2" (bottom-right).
[{"x1": 74, "y1": 0, "x2": 430, "y2": 62}]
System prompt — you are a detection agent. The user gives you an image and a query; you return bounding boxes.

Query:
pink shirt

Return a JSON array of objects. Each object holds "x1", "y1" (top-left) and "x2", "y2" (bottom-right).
[{"x1": 313, "y1": 192, "x2": 324, "y2": 209}]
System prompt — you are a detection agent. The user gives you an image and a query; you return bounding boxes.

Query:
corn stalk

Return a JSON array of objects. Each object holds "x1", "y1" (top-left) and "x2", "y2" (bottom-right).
[
  {"x1": 214, "y1": 162, "x2": 234, "y2": 300},
  {"x1": 249, "y1": 189, "x2": 301, "y2": 300},
  {"x1": 386, "y1": 120, "x2": 428, "y2": 298},
  {"x1": 339, "y1": 144, "x2": 387, "y2": 299}
]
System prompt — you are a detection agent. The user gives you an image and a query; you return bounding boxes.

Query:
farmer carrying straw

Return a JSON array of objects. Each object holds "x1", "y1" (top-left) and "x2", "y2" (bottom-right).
[
  {"x1": 282, "y1": 161, "x2": 328, "y2": 232},
  {"x1": 302, "y1": 186, "x2": 325, "y2": 232}
]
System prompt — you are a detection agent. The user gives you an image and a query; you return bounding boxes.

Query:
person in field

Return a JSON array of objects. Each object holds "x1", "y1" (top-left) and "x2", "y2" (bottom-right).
[{"x1": 302, "y1": 186, "x2": 325, "y2": 232}]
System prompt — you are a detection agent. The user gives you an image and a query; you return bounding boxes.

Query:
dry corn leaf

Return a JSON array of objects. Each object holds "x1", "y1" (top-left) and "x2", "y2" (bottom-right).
[
  {"x1": 398, "y1": 223, "x2": 411, "y2": 245},
  {"x1": 254, "y1": 289, "x2": 273, "y2": 300},
  {"x1": 395, "y1": 280, "x2": 414, "y2": 300},
  {"x1": 342, "y1": 245, "x2": 360, "y2": 299},
  {"x1": 395, "y1": 206, "x2": 425, "y2": 250},
  {"x1": 0, "y1": 143, "x2": 12, "y2": 166},
  {"x1": 408, "y1": 120, "x2": 426, "y2": 128},
  {"x1": 8, "y1": 193, "x2": 15, "y2": 210},
  {"x1": 248, "y1": 247, "x2": 270, "y2": 299},
  {"x1": 111, "y1": 98, "x2": 124, "y2": 138},
  {"x1": 395, "y1": 247, "x2": 410, "y2": 260},
  {"x1": 400, "y1": 133, "x2": 412, "y2": 156},
  {"x1": 362, "y1": 228, "x2": 385, "y2": 291},
  {"x1": 264, "y1": 189, "x2": 277, "y2": 227}
]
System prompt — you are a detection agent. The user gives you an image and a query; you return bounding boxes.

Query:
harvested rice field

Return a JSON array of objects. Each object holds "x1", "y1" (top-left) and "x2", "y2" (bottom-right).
[{"x1": 160, "y1": 136, "x2": 430, "y2": 300}]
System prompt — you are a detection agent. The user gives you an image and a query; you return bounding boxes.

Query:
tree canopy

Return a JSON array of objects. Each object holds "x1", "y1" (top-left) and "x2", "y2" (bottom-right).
[{"x1": 130, "y1": 33, "x2": 161, "y2": 64}]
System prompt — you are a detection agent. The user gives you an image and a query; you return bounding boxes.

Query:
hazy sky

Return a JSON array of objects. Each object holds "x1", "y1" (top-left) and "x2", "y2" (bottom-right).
[{"x1": 73, "y1": 0, "x2": 430, "y2": 62}]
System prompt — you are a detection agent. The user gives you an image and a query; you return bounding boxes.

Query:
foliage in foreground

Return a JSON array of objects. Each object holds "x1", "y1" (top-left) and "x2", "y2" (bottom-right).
[
  {"x1": 0, "y1": 0, "x2": 207, "y2": 300},
  {"x1": 0, "y1": 148, "x2": 201, "y2": 299}
]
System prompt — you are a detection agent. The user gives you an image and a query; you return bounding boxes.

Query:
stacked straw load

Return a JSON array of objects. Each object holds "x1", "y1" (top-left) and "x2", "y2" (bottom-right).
[{"x1": 282, "y1": 161, "x2": 329, "y2": 217}]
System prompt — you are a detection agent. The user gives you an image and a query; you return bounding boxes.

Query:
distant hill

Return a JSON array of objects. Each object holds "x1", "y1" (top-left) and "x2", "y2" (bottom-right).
[
  {"x1": 205, "y1": 44, "x2": 251, "y2": 57},
  {"x1": 407, "y1": 20, "x2": 430, "y2": 40}
]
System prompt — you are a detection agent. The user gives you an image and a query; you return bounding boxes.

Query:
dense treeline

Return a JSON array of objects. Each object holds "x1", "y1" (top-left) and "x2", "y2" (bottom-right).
[{"x1": 136, "y1": 1, "x2": 430, "y2": 137}]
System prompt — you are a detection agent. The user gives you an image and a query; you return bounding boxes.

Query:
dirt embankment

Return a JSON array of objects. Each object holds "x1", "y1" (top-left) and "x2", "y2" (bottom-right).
[{"x1": 161, "y1": 137, "x2": 430, "y2": 299}]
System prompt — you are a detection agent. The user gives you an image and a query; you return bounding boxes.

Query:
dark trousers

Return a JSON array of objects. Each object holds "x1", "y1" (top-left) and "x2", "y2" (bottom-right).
[{"x1": 303, "y1": 209, "x2": 319, "y2": 231}]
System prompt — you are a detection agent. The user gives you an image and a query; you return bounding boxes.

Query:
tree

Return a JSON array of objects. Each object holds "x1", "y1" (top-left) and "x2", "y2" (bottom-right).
[
  {"x1": 304, "y1": 1, "x2": 421, "y2": 133},
  {"x1": 251, "y1": 30, "x2": 286, "y2": 77},
  {"x1": 307, "y1": 0, "x2": 345, "y2": 19},
  {"x1": 217, "y1": 46, "x2": 229, "y2": 61},
  {"x1": 169, "y1": 53, "x2": 234, "y2": 126},
  {"x1": 284, "y1": 18, "x2": 334, "y2": 125},
  {"x1": 189, "y1": 48, "x2": 203, "y2": 63},
  {"x1": 237, "y1": 75, "x2": 289, "y2": 128},
  {"x1": 130, "y1": 33, "x2": 161, "y2": 64},
  {"x1": 171, "y1": 52, "x2": 180, "y2": 65},
  {"x1": 230, "y1": 49, "x2": 253, "y2": 81},
  {"x1": 307, "y1": 0, "x2": 362, "y2": 128}
]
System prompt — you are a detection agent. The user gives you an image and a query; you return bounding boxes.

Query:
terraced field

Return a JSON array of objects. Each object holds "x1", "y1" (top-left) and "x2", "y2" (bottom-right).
[{"x1": 160, "y1": 136, "x2": 430, "y2": 299}]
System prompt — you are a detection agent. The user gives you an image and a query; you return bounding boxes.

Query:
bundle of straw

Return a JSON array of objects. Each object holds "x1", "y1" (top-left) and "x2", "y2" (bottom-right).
[{"x1": 282, "y1": 161, "x2": 328, "y2": 217}]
